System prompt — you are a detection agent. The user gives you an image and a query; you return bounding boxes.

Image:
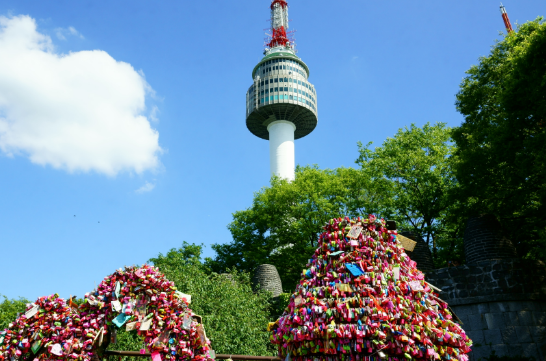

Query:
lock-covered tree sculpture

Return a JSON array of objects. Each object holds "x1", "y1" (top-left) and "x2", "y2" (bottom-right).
[
  {"x1": 0, "y1": 265, "x2": 213, "y2": 361},
  {"x1": 269, "y1": 216, "x2": 472, "y2": 361}
]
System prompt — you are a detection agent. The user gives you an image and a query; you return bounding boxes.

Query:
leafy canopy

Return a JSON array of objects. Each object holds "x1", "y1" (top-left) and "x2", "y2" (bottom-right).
[
  {"x1": 209, "y1": 123, "x2": 461, "y2": 291},
  {"x1": 0, "y1": 295, "x2": 29, "y2": 331},
  {"x1": 207, "y1": 165, "x2": 391, "y2": 290},
  {"x1": 357, "y1": 122, "x2": 463, "y2": 264},
  {"x1": 453, "y1": 18, "x2": 546, "y2": 260},
  {"x1": 149, "y1": 243, "x2": 275, "y2": 356}
]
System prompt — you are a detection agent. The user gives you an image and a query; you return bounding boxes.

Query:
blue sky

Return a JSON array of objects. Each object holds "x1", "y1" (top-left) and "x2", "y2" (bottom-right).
[{"x1": 0, "y1": 0, "x2": 543, "y2": 301}]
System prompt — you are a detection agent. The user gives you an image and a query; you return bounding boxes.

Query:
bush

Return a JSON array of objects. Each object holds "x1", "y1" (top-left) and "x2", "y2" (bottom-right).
[
  {"x1": 0, "y1": 295, "x2": 29, "y2": 330},
  {"x1": 149, "y1": 243, "x2": 275, "y2": 356}
]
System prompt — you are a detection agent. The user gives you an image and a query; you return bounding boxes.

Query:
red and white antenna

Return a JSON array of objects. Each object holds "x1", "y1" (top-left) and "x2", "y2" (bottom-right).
[
  {"x1": 500, "y1": 3, "x2": 514, "y2": 33},
  {"x1": 266, "y1": 0, "x2": 295, "y2": 49}
]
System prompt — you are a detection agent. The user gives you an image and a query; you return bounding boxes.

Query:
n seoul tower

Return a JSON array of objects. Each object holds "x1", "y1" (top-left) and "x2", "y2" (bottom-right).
[{"x1": 246, "y1": 0, "x2": 318, "y2": 181}]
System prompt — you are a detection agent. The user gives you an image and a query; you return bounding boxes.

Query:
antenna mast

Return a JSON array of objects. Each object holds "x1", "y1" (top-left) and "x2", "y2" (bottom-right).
[
  {"x1": 500, "y1": 3, "x2": 514, "y2": 33},
  {"x1": 268, "y1": 0, "x2": 291, "y2": 48}
]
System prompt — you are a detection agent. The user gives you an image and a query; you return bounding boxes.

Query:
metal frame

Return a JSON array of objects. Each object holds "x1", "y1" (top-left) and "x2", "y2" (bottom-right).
[{"x1": 105, "y1": 350, "x2": 280, "y2": 361}]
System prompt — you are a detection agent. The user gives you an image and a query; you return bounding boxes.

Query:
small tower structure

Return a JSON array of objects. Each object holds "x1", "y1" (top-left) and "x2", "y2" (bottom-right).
[
  {"x1": 246, "y1": 0, "x2": 318, "y2": 181},
  {"x1": 500, "y1": 3, "x2": 514, "y2": 33}
]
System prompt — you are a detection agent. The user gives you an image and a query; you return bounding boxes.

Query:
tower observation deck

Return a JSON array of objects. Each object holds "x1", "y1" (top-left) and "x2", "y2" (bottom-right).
[{"x1": 245, "y1": 0, "x2": 318, "y2": 181}]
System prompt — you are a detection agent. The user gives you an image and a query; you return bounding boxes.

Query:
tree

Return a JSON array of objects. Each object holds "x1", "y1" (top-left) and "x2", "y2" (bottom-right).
[
  {"x1": 149, "y1": 243, "x2": 275, "y2": 356},
  {"x1": 0, "y1": 295, "x2": 28, "y2": 330},
  {"x1": 208, "y1": 166, "x2": 392, "y2": 291},
  {"x1": 453, "y1": 18, "x2": 546, "y2": 260},
  {"x1": 209, "y1": 123, "x2": 460, "y2": 291},
  {"x1": 356, "y1": 122, "x2": 463, "y2": 266}
]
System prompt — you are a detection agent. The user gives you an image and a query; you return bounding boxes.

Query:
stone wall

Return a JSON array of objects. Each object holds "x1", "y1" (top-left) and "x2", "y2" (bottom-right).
[
  {"x1": 464, "y1": 214, "x2": 518, "y2": 265},
  {"x1": 252, "y1": 264, "x2": 283, "y2": 297},
  {"x1": 426, "y1": 259, "x2": 546, "y2": 360}
]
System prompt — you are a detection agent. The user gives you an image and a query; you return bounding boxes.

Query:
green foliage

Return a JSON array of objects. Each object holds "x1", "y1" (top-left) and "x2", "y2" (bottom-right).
[
  {"x1": 0, "y1": 295, "x2": 29, "y2": 331},
  {"x1": 210, "y1": 123, "x2": 460, "y2": 291},
  {"x1": 150, "y1": 243, "x2": 275, "y2": 356},
  {"x1": 208, "y1": 166, "x2": 390, "y2": 290},
  {"x1": 107, "y1": 327, "x2": 144, "y2": 361},
  {"x1": 357, "y1": 122, "x2": 464, "y2": 266},
  {"x1": 453, "y1": 18, "x2": 546, "y2": 260},
  {"x1": 271, "y1": 293, "x2": 291, "y2": 319}
]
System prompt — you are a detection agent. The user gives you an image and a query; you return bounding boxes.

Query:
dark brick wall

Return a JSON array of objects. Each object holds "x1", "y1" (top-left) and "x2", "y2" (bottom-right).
[
  {"x1": 464, "y1": 215, "x2": 517, "y2": 264},
  {"x1": 426, "y1": 259, "x2": 546, "y2": 306}
]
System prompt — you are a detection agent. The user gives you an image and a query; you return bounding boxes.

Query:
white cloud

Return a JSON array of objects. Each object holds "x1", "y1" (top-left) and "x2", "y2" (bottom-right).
[
  {"x1": 149, "y1": 105, "x2": 159, "y2": 122},
  {"x1": 55, "y1": 26, "x2": 84, "y2": 40},
  {"x1": 0, "y1": 15, "x2": 162, "y2": 176},
  {"x1": 135, "y1": 181, "x2": 155, "y2": 194}
]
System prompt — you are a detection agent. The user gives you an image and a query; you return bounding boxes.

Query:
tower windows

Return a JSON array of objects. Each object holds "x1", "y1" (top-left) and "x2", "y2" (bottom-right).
[
  {"x1": 274, "y1": 78, "x2": 278, "y2": 83},
  {"x1": 275, "y1": 87, "x2": 278, "y2": 92},
  {"x1": 284, "y1": 87, "x2": 288, "y2": 91}
]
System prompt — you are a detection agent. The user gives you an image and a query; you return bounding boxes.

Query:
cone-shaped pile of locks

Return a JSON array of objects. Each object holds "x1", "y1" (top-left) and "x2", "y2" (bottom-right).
[
  {"x1": 0, "y1": 265, "x2": 213, "y2": 361},
  {"x1": 269, "y1": 216, "x2": 472, "y2": 361}
]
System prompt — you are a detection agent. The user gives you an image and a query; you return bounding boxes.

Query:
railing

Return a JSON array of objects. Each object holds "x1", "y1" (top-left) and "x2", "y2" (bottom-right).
[{"x1": 105, "y1": 350, "x2": 281, "y2": 361}]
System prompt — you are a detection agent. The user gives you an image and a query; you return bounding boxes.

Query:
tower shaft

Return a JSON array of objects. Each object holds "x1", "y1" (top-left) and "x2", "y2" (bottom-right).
[{"x1": 268, "y1": 121, "x2": 295, "y2": 181}]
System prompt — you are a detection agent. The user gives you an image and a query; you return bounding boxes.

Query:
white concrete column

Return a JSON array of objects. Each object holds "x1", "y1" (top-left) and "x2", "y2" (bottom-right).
[{"x1": 267, "y1": 120, "x2": 296, "y2": 181}]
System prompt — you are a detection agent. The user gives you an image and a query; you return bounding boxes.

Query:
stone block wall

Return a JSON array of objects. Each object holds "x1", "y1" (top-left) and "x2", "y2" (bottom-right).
[
  {"x1": 451, "y1": 301, "x2": 546, "y2": 360},
  {"x1": 426, "y1": 259, "x2": 546, "y2": 360},
  {"x1": 464, "y1": 215, "x2": 517, "y2": 265},
  {"x1": 252, "y1": 264, "x2": 283, "y2": 297},
  {"x1": 425, "y1": 259, "x2": 546, "y2": 304}
]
